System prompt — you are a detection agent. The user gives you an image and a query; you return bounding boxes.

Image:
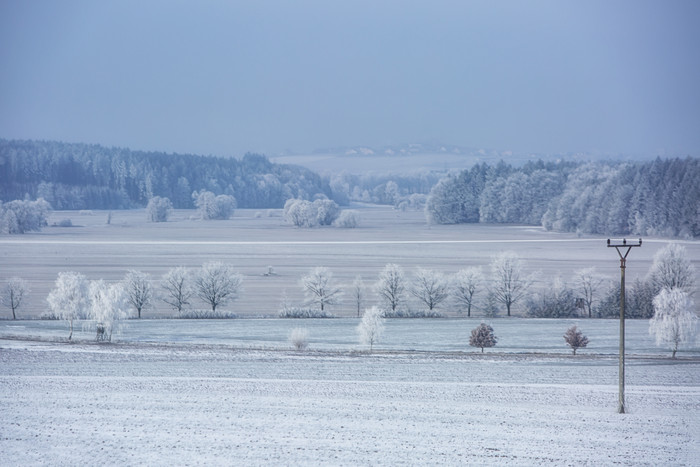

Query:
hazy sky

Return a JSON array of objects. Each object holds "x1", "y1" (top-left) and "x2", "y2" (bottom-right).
[{"x1": 1, "y1": 1, "x2": 699, "y2": 158}]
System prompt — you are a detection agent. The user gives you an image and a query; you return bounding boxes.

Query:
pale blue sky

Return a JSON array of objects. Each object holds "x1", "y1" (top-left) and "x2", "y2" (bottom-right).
[{"x1": 1, "y1": 0, "x2": 699, "y2": 158}]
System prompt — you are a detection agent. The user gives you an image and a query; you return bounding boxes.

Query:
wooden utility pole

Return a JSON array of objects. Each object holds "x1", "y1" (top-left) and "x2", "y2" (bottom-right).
[{"x1": 607, "y1": 238, "x2": 642, "y2": 414}]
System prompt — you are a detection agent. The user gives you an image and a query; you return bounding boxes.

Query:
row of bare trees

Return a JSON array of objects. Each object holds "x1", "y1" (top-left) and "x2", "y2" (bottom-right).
[
  {"x1": 37, "y1": 262, "x2": 243, "y2": 340},
  {"x1": 297, "y1": 252, "x2": 537, "y2": 318}
]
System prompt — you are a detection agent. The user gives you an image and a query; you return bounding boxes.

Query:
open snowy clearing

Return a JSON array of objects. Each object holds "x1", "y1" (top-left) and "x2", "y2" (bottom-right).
[{"x1": 1, "y1": 338, "x2": 699, "y2": 465}]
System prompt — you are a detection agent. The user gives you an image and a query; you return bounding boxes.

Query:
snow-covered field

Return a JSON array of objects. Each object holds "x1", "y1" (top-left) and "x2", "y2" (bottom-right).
[
  {"x1": 2, "y1": 207, "x2": 699, "y2": 464},
  {"x1": 2, "y1": 336, "x2": 699, "y2": 465},
  {"x1": 2, "y1": 207, "x2": 699, "y2": 318}
]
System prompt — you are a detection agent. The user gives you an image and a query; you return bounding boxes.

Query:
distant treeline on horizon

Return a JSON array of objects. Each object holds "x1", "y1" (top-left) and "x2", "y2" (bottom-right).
[
  {"x1": 0, "y1": 139, "x2": 331, "y2": 210},
  {"x1": 1, "y1": 138, "x2": 698, "y2": 238}
]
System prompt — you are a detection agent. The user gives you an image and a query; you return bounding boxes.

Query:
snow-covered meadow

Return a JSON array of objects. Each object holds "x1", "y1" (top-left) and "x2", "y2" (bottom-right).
[
  {"x1": 2, "y1": 207, "x2": 699, "y2": 464},
  {"x1": 2, "y1": 207, "x2": 699, "y2": 319},
  {"x1": 2, "y1": 334, "x2": 699, "y2": 465}
]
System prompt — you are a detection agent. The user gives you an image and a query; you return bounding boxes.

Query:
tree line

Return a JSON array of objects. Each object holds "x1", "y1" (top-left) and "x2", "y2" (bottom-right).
[
  {"x1": 6, "y1": 243, "x2": 694, "y2": 322},
  {"x1": 3, "y1": 244, "x2": 695, "y2": 356},
  {"x1": 0, "y1": 139, "x2": 331, "y2": 210},
  {"x1": 426, "y1": 157, "x2": 700, "y2": 238}
]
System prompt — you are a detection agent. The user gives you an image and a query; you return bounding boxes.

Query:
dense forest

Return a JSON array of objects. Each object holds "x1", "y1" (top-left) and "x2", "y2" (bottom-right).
[
  {"x1": 0, "y1": 139, "x2": 331, "y2": 209},
  {"x1": 2, "y1": 139, "x2": 698, "y2": 238},
  {"x1": 426, "y1": 158, "x2": 700, "y2": 238}
]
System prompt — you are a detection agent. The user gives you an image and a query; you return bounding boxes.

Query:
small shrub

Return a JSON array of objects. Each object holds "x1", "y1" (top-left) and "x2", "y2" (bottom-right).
[
  {"x1": 55, "y1": 218, "x2": 73, "y2": 227},
  {"x1": 289, "y1": 327, "x2": 309, "y2": 350},
  {"x1": 279, "y1": 306, "x2": 334, "y2": 318},
  {"x1": 382, "y1": 309, "x2": 444, "y2": 318},
  {"x1": 334, "y1": 210, "x2": 360, "y2": 228},
  {"x1": 357, "y1": 306, "x2": 384, "y2": 352},
  {"x1": 469, "y1": 323, "x2": 497, "y2": 353},
  {"x1": 563, "y1": 325, "x2": 589, "y2": 355},
  {"x1": 175, "y1": 309, "x2": 237, "y2": 319}
]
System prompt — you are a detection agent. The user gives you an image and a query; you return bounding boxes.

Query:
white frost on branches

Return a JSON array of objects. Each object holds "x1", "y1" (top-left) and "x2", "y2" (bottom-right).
[
  {"x1": 410, "y1": 268, "x2": 450, "y2": 312},
  {"x1": 375, "y1": 263, "x2": 406, "y2": 314},
  {"x1": 123, "y1": 270, "x2": 153, "y2": 319},
  {"x1": 357, "y1": 306, "x2": 384, "y2": 352},
  {"x1": 88, "y1": 280, "x2": 129, "y2": 342},
  {"x1": 649, "y1": 288, "x2": 698, "y2": 358},
  {"x1": 194, "y1": 262, "x2": 243, "y2": 312},
  {"x1": 451, "y1": 267, "x2": 483, "y2": 317},
  {"x1": 489, "y1": 251, "x2": 533, "y2": 317},
  {"x1": 160, "y1": 267, "x2": 194, "y2": 314},
  {"x1": 647, "y1": 243, "x2": 696, "y2": 295},
  {"x1": 47, "y1": 272, "x2": 88, "y2": 340},
  {"x1": 300, "y1": 267, "x2": 342, "y2": 312}
]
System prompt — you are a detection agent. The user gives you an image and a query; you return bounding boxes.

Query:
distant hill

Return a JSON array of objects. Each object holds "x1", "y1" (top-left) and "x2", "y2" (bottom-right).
[
  {"x1": 271, "y1": 142, "x2": 621, "y2": 175},
  {"x1": 0, "y1": 139, "x2": 332, "y2": 210}
]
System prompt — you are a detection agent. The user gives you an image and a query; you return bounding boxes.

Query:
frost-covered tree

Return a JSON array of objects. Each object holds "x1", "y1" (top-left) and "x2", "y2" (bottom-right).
[
  {"x1": 424, "y1": 166, "x2": 486, "y2": 225},
  {"x1": 351, "y1": 275, "x2": 365, "y2": 318},
  {"x1": 46, "y1": 272, "x2": 88, "y2": 340},
  {"x1": 283, "y1": 198, "x2": 340, "y2": 227},
  {"x1": 123, "y1": 270, "x2": 153, "y2": 319},
  {"x1": 489, "y1": 251, "x2": 533, "y2": 316},
  {"x1": 574, "y1": 267, "x2": 607, "y2": 318},
  {"x1": 410, "y1": 268, "x2": 450, "y2": 312},
  {"x1": 284, "y1": 199, "x2": 316, "y2": 227},
  {"x1": 2, "y1": 277, "x2": 29, "y2": 319},
  {"x1": 452, "y1": 267, "x2": 483, "y2": 317},
  {"x1": 526, "y1": 278, "x2": 578, "y2": 318},
  {"x1": 375, "y1": 263, "x2": 406, "y2": 313},
  {"x1": 647, "y1": 243, "x2": 696, "y2": 295},
  {"x1": 469, "y1": 323, "x2": 497, "y2": 353},
  {"x1": 334, "y1": 210, "x2": 360, "y2": 228},
  {"x1": 563, "y1": 325, "x2": 589, "y2": 355},
  {"x1": 649, "y1": 288, "x2": 698, "y2": 358},
  {"x1": 146, "y1": 196, "x2": 173, "y2": 222},
  {"x1": 313, "y1": 199, "x2": 340, "y2": 226},
  {"x1": 0, "y1": 198, "x2": 51, "y2": 234},
  {"x1": 160, "y1": 267, "x2": 194, "y2": 314},
  {"x1": 300, "y1": 267, "x2": 343, "y2": 312},
  {"x1": 88, "y1": 280, "x2": 129, "y2": 342},
  {"x1": 192, "y1": 190, "x2": 236, "y2": 220},
  {"x1": 194, "y1": 262, "x2": 243, "y2": 312},
  {"x1": 357, "y1": 306, "x2": 384, "y2": 352}
]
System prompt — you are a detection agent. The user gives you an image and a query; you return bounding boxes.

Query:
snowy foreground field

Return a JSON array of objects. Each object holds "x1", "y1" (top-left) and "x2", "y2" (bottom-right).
[{"x1": 2, "y1": 319, "x2": 699, "y2": 465}]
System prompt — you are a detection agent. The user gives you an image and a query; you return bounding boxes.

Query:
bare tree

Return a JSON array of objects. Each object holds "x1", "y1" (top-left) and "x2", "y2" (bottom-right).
[
  {"x1": 452, "y1": 267, "x2": 483, "y2": 317},
  {"x1": 357, "y1": 306, "x2": 384, "y2": 352},
  {"x1": 300, "y1": 267, "x2": 343, "y2": 312},
  {"x1": 647, "y1": 243, "x2": 696, "y2": 295},
  {"x1": 160, "y1": 267, "x2": 194, "y2": 314},
  {"x1": 351, "y1": 275, "x2": 365, "y2": 318},
  {"x1": 649, "y1": 288, "x2": 698, "y2": 358},
  {"x1": 123, "y1": 270, "x2": 153, "y2": 319},
  {"x1": 469, "y1": 323, "x2": 497, "y2": 353},
  {"x1": 489, "y1": 251, "x2": 533, "y2": 316},
  {"x1": 2, "y1": 277, "x2": 29, "y2": 319},
  {"x1": 574, "y1": 267, "x2": 607, "y2": 318},
  {"x1": 375, "y1": 263, "x2": 406, "y2": 313},
  {"x1": 47, "y1": 272, "x2": 88, "y2": 340},
  {"x1": 194, "y1": 262, "x2": 243, "y2": 312},
  {"x1": 410, "y1": 268, "x2": 450, "y2": 312},
  {"x1": 563, "y1": 325, "x2": 589, "y2": 355}
]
